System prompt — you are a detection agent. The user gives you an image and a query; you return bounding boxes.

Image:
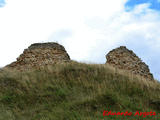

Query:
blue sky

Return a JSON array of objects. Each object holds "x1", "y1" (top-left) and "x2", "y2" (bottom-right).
[
  {"x1": 124, "y1": 0, "x2": 160, "y2": 80},
  {"x1": 0, "y1": 0, "x2": 5, "y2": 7},
  {"x1": 125, "y1": 0, "x2": 160, "y2": 11},
  {"x1": 0, "y1": 0, "x2": 160, "y2": 80}
]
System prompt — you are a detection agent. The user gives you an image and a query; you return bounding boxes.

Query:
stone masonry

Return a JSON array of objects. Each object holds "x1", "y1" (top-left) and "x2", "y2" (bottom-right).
[
  {"x1": 106, "y1": 46, "x2": 154, "y2": 80},
  {"x1": 6, "y1": 42, "x2": 70, "y2": 70}
]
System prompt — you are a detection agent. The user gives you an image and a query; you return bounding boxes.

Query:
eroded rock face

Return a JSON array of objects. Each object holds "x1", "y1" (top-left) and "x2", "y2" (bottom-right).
[
  {"x1": 106, "y1": 46, "x2": 154, "y2": 80},
  {"x1": 6, "y1": 42, "x2": 70, "y2": 70}
]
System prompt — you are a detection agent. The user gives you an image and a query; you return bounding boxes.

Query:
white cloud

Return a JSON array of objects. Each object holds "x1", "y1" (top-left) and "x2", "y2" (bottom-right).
[
  {"x1": 83, "y1": 3, "x2": 160, "y2": 79},
  {"x1": 0, "y1": 0, "x2": 127, "y2": 65},
  {"x1": 0, "y1": 0, "x2": 160, "y2": 80}
]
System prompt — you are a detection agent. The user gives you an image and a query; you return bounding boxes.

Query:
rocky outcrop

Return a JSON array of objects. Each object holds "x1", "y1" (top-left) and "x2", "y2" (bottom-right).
[
  {"x1": 6, "y1": 42, "x2": 70, "y2": 70},
  {"x1": 106, "y1": 46, "x2": 154, "y2": 80}
]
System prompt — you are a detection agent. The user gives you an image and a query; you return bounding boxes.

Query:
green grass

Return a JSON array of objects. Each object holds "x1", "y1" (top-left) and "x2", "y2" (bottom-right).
[{"x1": 0, "y1": 61, "x2": 160, "y2": 120}]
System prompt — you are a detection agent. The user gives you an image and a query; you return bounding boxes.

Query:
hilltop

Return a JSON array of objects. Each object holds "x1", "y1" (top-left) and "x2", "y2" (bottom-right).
[
  {"x1": 0, "y1": 43, "x2": 159, "y2": 120},
  {"x1": 0, "y1": 62, "x2": 160, "y2": 120}
]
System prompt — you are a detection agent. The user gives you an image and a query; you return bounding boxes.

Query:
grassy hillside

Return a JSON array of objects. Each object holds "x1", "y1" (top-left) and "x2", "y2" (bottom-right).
[{"x1": 0, "y1": 61, "x2": 160, "y2": 120}]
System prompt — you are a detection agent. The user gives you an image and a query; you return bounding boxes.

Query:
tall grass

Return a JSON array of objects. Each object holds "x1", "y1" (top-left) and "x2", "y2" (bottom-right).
[{"x1": 0, "y1": 61, "x2": 159, "y2": 120}]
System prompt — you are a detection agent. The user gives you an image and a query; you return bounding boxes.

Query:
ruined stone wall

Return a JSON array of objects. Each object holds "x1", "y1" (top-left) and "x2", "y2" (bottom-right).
[
  {"x1": 106, "y1": 46, "x2": 154, "y2": 80},
  {"x1": 6, "y1": 42, "x2": 70, "y2": 70}
]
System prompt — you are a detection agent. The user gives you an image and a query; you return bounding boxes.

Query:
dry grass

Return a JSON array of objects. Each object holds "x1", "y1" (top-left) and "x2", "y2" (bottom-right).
[{"x1": 0, "y1": 61, "x2": 159, "y2": 120}]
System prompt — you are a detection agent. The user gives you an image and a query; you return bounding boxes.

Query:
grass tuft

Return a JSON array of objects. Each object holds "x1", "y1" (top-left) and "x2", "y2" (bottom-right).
[{"x1": 0, "y1": 61, "x2": 159, "y2": 119}]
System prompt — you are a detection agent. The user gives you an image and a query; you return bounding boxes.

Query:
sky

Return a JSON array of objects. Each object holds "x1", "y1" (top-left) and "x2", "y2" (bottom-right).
[
  {"x1": 0, "y1": 0, "x2": 5, "y2": 7},
  {"x1": 0, "y1": 0, "x2": 160, "y2": 80},
  {"x1": 125, "y1": 0, "x2": 160, "y2": 11}
]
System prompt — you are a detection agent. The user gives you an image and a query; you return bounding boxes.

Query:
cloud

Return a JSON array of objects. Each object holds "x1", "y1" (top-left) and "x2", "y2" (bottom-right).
[
  {"x1": 0, "y1": 0, "x2": 160, "y2": 80},
  {"x1": 125, "y1": 0, "x2": 160, "y2": 11},
  {"x1": 0, "y1": 0, "x2": 126, "y2": 65},
  {"x1": 83, "y1": 4, "x2": 160, "y2": 79}
]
